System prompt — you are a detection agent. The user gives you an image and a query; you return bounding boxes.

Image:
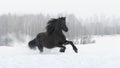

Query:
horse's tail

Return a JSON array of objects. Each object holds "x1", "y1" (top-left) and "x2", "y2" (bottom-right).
[{"x1": 28, "y1": 38, "x2": 36, "y2": 49}]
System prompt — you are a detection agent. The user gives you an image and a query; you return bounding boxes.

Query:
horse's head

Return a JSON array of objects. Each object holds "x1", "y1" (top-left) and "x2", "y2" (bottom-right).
[
  {"x1": 46, "y1": 17, "x2": 68, "y2": 34},
  {"x1": 58, "y1": 17, "x2": 68, "y2": 32}
]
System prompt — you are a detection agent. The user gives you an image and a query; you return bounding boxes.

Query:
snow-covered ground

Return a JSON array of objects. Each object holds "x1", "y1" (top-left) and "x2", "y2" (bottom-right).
[{"x1": 0, "y1": 35, "x2": 120, "y2": 68}]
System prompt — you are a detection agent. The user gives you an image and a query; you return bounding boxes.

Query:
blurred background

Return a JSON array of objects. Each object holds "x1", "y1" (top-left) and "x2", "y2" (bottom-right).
[{"x1": 0, "y1": 0, "x2": 120, "y2": 45}]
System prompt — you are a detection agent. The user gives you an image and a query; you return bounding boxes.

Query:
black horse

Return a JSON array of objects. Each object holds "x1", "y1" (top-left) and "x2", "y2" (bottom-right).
[{"x1": 28, "y1": 17, "x2": 78, "y2": 53}]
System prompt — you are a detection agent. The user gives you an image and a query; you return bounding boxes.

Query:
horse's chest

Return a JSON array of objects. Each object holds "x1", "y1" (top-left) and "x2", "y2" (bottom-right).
[{"x1": 55, "y1": 35, "x2": 66, "y2": 43}]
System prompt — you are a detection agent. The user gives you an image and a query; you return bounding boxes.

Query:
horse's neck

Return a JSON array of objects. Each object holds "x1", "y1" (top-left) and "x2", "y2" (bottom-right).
[
  {"x1": 55, "y1": 30, "x2": 63, "y2": 35},
  {"x1": 47, "y1": 29, "x2": 65, "y2": 38},
  {"x1": 55, "y1": 30, "x2": 66, "y2": 39}
]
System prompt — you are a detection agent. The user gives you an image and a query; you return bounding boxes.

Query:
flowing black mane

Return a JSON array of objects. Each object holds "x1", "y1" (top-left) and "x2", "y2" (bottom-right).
[{"x1": 46, "y1": 18, "x2": 57, "y2": 34}]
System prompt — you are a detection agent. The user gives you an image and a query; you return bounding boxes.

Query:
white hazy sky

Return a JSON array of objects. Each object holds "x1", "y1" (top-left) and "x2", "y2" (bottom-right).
[{"x1": 0, "y1": 0, "x2": 120, "y2": 18}]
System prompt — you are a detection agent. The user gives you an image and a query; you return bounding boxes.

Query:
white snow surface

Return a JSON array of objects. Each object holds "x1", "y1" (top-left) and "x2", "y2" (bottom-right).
[{"x1": 0, "y1": 35, "x2": 120, "y2": 68}]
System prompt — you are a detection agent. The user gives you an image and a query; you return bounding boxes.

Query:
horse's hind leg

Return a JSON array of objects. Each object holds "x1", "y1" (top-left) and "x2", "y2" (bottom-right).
[
  {"x1": 36, "y1": 43, "x2": 43, "y2": 53},
  {"x1": 38, "y1": 45, "x2": 43, "y2": 53}
]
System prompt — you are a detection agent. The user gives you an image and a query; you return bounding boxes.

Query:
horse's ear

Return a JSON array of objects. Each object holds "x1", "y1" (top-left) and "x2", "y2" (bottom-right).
[
  {"x1": 58, "y1": 17, "x2": 62, "y2": 19},
  {"x1": 59, "y1": 17, "x2": 66, "y2": 20},
  {"x1": 61, "y1": 17, "x2": 66, "y2": 21},
  {"x1": 63, "y1": 17, "x2": 66, "y2": 20}
]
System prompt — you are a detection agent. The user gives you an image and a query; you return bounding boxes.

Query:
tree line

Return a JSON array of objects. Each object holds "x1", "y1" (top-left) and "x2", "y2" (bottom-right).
[{"x1": 0, "y1": 14, "x2": 120, "y2": 40}]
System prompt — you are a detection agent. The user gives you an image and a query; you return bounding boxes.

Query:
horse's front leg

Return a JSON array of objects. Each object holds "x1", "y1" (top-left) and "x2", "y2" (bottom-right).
[
  {"x1": 64, "y1": 40, "x2": 78, "y2": 53},
  {"x1": 57, "y1": 44, "x2": 66, "y2": 53}
]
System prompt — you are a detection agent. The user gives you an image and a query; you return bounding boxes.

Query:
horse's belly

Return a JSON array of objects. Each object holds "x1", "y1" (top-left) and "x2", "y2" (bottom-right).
[
  {"x1": 43, "y1": 42, "x2": 56, "y2": 48},
  {"x1": 37, "y1": 33, "x2": 58, "y2": 49},
  {"x1": 41, "y1": 38, "x2": 56, "y2": 49}
]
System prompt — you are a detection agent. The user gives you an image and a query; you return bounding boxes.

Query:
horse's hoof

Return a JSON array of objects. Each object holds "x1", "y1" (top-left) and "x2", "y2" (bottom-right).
[
  {"x1": 75, "y1": 50, "x2": 78, "y2": 53},
  {"x1": 74, "y1": 48, "x2": 78, "y2": 53},
  {"x1": 60, "y1": 49, "x2": 65, "y2": 52}
]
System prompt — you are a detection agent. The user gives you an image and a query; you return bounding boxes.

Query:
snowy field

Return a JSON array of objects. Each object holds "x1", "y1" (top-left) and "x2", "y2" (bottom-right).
[{"x1": 0, "y1": 35, "x2": 120, "y2": 68}]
